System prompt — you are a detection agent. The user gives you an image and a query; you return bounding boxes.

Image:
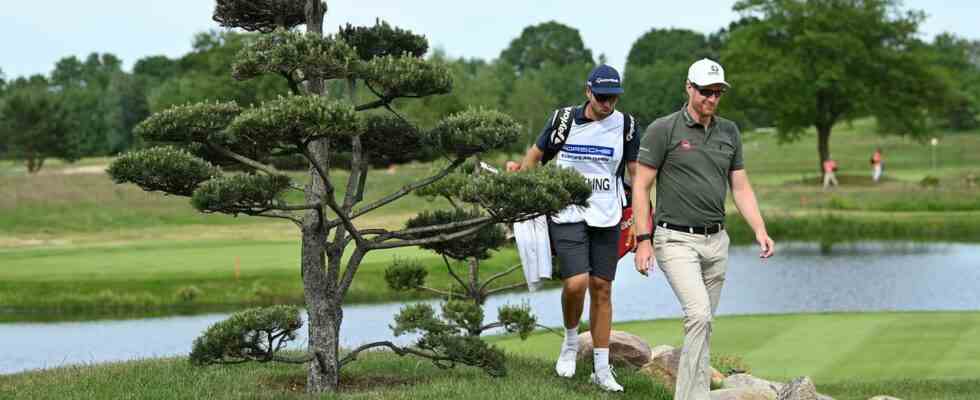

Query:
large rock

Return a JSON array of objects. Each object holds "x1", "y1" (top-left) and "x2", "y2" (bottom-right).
[
  {"x1": 724, "y1": 373, "x2": 785, "y2": 393},
  {"x1": 777, "y1": 376, "x2": 818, "y2": 400},
  {"x1": 650, "y1": 344, "x2": 675, "y2": 361},
  {"x1": 712, "y1": 367, "x2": 727, "y2": 389},
  {"x1": 576, "y1": 330, "x2": 651, "y2": 368},
  {"x1": 638, "y1": 347, "x2": 726, "y2": 392},
  {"x1": 710, "y1": 387, "x2": 778, "y2": 400},
  {"x1": 639, "y1": 348, "x2": 682, "y2": 391}
]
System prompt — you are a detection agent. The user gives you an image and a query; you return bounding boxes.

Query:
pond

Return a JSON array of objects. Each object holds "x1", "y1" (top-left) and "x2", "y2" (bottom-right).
[{"x1": 2, "y1": 241, "x2": 978, "y2": 375}]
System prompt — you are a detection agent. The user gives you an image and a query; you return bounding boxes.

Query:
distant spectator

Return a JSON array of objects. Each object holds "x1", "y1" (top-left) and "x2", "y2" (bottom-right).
[
  {"x1": 822, "y1": 158, "x2": 838, "y2": 190},
  {"x1": 871, "y1": 148, "x2": 883, "y2": 182}
]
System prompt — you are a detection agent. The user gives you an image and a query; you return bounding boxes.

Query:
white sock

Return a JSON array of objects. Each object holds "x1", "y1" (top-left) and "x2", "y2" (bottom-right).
[
  {"x1": 594, "y1": 348, "x2": 610, "y2": 373},
  {"x1": 563, "y1": 327, "x2": 579, "y2": 351}
]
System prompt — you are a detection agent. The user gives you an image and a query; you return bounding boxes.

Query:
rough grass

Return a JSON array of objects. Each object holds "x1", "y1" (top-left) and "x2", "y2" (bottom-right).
[{"x1": 0, "y1": 352, "x2": 670, "y2": 400}]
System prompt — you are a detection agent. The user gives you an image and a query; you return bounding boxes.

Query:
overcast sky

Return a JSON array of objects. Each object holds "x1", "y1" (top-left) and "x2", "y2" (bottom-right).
[{"x1": 2, "y1": 0, "x2": 979, "y2": 80}]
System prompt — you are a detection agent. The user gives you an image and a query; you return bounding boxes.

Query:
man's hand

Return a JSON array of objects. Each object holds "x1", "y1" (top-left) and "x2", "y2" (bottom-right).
[
  {"x1": 625, "y1": 221, "x2": 637, "y2": 251},
  {"x1": 756, "y1": 231, "x2": 775, "y2": 258},
  {"x1": 634, "y1": 241, "x2": 654, "y2": 276},
  {"x1": 505, "y1": 160, "x2": 520, "y2": 172}
]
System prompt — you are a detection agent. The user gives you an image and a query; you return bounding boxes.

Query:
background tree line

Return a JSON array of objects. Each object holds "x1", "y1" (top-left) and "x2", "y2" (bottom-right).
[{"x1": 3, "y1": 0, "x2": 980, "y2": 173}]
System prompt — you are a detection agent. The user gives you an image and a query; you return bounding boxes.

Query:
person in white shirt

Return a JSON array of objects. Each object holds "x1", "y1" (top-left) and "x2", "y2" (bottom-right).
[{"x1": 507, "y1": 64, "x2": 639, "y2": 392}]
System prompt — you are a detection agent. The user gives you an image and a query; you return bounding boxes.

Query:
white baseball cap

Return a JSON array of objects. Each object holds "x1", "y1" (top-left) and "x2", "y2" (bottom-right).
[{"x1": 688, "y1": 58, "x2": 730, "y2": 88}]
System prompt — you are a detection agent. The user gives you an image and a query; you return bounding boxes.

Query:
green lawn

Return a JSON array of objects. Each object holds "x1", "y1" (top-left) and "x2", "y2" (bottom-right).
[
  {"x1": 0, "y1": 238, "x2": 525, "y2": 321},
  {"x1": 2, "y1": 312, "x2": 978, "y2": 399},
  {"x1": 493, "y1": 312, "x2": 980, "y2": 384}
]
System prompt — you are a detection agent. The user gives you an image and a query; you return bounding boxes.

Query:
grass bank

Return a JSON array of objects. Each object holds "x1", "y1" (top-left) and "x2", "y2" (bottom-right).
[
  {"x1": 0, "y1": 240, "x2": 525, "y2": 322},
  {"x1": 3, "y1": 312, "x2": 978, "y2": 399}
]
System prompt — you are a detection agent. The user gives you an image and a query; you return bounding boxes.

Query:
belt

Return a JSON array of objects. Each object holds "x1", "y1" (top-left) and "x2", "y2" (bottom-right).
[{"x1": 659, "y1": 222, "x2": 724, "y2": 235}]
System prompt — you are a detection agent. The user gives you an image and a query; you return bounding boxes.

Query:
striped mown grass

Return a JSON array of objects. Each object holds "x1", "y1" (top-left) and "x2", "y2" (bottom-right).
[{"x1": 493, "y1": 312, "x2": 980, "y2": 385}]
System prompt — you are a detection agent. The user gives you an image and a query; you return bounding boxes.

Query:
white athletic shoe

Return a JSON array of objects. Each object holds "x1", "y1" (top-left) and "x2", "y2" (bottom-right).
[
  {"x1": 554, "y1": 347, "x2": 577, "y2": 378},
  {"x1": 590, "y1": 367, "x2": 624, "y2": 392}
]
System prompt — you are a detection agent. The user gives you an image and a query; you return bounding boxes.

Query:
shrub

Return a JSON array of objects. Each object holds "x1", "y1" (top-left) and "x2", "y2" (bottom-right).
[
  {"x1": 176, "y1": 286, "x2": 203, "y2": 303},
  {"x1": 920, "y1": 175, "x2": 941, "y2": 188}
]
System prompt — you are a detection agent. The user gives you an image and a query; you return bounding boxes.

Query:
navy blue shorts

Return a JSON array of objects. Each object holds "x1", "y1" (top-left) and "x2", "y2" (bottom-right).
[{"x1": 548, "y1": 221, "x2": 619, "y2": 281}]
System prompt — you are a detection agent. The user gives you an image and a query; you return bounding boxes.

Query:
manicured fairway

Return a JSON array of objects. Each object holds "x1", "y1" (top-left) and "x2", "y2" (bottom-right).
[{"x1": 493, "y1": 312, "x2": 980, "y2": 384}]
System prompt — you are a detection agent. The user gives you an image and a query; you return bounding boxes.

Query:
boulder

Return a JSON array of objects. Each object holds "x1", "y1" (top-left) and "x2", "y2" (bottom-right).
[
  {"x1": 724, "y1": 373, "x2": 785, "y2": 393},
  {"x1": 710, "y1": 387, "x2": 778, "y2": 400},
  {"x1": 712, "y1": 367, "x2": 727, "y2": 389},
  {"x1": 650, "y1": 344, "x2": 675, "y2": 361},
  {"x1": 777, "y1": 376, "x2": 818, "y2": 400},
  {"x1": 576, "y1": 330, "x2": 652, "y2": 368},
  {"x1": 639, "y1": 348, "x2": 682, "y2": 391},
  {"x1": 638, "y1": 347, "x2": 726, "y2": 391}
]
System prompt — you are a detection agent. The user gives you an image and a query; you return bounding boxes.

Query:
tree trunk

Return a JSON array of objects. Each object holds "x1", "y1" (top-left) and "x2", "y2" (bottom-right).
[
  {"x1": 816, "y1": 123, "x2": 831, "y2": 177},
  {"x1": 302, "y1": 223, "x2": 340, "y2": 392},
  {"x1": 301, "y1": 2, "x2": 337, "y2": 393}
]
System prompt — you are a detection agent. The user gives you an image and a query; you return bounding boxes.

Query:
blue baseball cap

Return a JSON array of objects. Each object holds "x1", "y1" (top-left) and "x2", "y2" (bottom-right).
[{"x1": 586, "y1": 64, "x2": 624, "y2": 95}]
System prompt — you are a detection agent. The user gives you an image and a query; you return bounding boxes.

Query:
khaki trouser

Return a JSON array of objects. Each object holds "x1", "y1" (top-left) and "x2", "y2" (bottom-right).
[
  {"x1": 653, "y1": 225, "x2": 730, "y2": 400},
  {"x1": 822, "y1": 171, "x2": 838, "y2": 189}
]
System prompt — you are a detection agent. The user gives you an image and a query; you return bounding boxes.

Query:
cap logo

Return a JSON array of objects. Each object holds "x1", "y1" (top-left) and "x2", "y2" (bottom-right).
[
  {"x1": 709, "y1": 65, "x2": 720, "y2": 75},
  {"x1": 595, "y1": 78, "x2": 620, "y2": 84}
]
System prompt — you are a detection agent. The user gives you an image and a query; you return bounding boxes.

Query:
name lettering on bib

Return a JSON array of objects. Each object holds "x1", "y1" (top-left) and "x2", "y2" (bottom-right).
[{"x1": 584, "y1": 175, "x2": 613, "y2": 193}]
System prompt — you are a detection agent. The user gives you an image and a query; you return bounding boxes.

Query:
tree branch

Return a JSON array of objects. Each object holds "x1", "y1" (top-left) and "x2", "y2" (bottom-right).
[
  {"x1": 206, "y1": 141, "x2": 282, "y2": 176},
  {"x1": 338, "y1": 246, "x2": 368, "y2": 297},
  {"x1": 338, "y1": 341, "x2": 455, "y2": 369},
  {"x1": 280, "y1": 70, "x2": 302, "y2": 95},
  {"x1": 272, "y1": 202, "x2": 322, "y2": 211},
  {"x1": 479, "y1": 321, "x2": 504, "y2": 332},
  {"x1": 331, "y1": 158, "x2": 466, "y2": 229},
  {"x1": 417, "y1": 285, "x2": 455, "y2": 297},
  {"x1": 298, "y1": 142, "x2": 365, "y2": 246},
  {"x1": 368, "y1": 223, "x2": 487, "y2": 250},
  {"x1": 480, "y1": 263, "x2": 523, "y2": 294},
  {"x1": 343, "y1": 140, "x2": 365, "y2": 211},
  {"x1": 368, "y1": 215, "x2": 493, "y2": 241},
  {"x1": 441, "y1": 255, "x2": 468, "y2": 292},
  {"x1": 484, "y1": 281, "x2": 527, "y2": 296},
  {"x1": 354, "y1": 99, "x2": 389, "y2": 111},
  {"x1": 297, "y1": 142, "x2": 330, "y2": 194},
  {"x1": 254, "y1": 211, "x2": 303, "y2": 227}
]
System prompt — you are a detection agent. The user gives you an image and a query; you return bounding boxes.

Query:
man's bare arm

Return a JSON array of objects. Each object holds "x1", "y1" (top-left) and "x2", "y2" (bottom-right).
[{"x1": 730, "y1": 169, "x2": 774, "y2": 258}]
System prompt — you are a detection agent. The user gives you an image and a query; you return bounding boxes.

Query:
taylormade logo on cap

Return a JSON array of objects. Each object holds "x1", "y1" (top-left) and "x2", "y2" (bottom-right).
[
  {"x1": 688, "y1": 58, "x2": 730, "y2": 88},
  {"x1": 587, "y1": 64, "x2": 624, "y2": 95}
]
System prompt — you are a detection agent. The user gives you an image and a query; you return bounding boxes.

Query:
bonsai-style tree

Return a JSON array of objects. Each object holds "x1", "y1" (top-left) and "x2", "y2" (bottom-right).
[
  {"x1": 108, "y1": 0, "x2": 589, "y2": 394},
  {"x1": 383, "y1": 162, "x2": 546, "y2": 342}
]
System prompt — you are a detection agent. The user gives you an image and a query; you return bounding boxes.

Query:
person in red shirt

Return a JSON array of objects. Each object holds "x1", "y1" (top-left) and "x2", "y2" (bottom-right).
[{"x1": 822, "y1": 158, "x2": 838, "y2": 190}]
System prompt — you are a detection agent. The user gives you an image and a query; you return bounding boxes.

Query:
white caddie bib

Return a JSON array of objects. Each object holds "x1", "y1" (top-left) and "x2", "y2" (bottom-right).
[{"x1": 551, "y1": 111, "x2": 625, "y2": 228}]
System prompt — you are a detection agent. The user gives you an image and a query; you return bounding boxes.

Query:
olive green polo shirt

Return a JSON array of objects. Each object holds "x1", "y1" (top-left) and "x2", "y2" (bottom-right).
[{"x1": 636, "y1": 104, "x2": 744, "y2": 227}]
